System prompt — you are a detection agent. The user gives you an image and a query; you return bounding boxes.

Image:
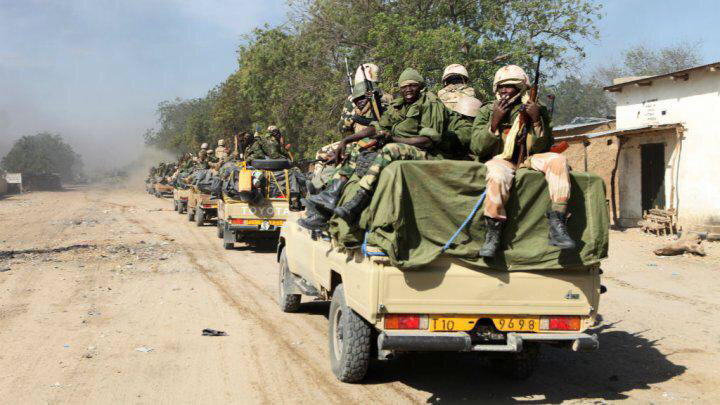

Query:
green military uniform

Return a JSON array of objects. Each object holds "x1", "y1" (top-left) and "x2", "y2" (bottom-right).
[
  {"x1": 470, "y1": 101, "x2": 552, "y2": 163},
  {"x1": 246, "y1": 132, "x2": 286, "y2": 160},
  {"x1": 356, "y1": 69, "x2": 450, "y2": 192}
]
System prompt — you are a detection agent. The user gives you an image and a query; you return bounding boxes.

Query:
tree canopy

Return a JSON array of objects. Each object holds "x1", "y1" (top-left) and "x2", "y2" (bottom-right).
[
  {"x1": 2, "y1": 133, "x2": 83, "y2": 181},
  {"x1": 145, "y1": 0, "x2": 603, "y2": 156}
]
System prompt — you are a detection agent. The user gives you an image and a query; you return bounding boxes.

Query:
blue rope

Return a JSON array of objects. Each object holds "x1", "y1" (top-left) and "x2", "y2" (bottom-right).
[
  {"x1": 362, "y1": 230, "x2": 388, "y2": 257},
  {"x1": 441, "y1": 191, "x2": 486, "y2": 252}
]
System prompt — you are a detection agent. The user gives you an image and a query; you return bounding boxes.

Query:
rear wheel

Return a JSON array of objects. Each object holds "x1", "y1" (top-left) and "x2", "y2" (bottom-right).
[
  {"x1": 328, "y1": 284, "x2": 371, "y2": 383},
  {"x1": 217, "y1": 221, "x2": 224, "y2": 238},
  {"x1": 187, "y1": 207, "x2": 194, "y2": 222},
  {"x1": 496, "y1": 343, "x2": 540, "y2": 380},
  {"x1": 277, "y1": 249, "x2": 301, "y2": 312},
  {"x1": 195, "y1": 206, "x2": 205, "y2": 226},
  {"x1": 178, "y1": 202, "x2": 185, "y2": 214},
  {"x1": 223, "y1": 241, "x2": 234, "y2": 250},
  {"x1": 173, "y1": 200, "x2": 178, "y2": 211}
]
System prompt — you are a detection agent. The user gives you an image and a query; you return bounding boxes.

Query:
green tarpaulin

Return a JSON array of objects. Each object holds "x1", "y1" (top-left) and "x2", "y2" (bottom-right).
[{"x1": 329, "y1": 160, "x2": 609, "y2": 270}]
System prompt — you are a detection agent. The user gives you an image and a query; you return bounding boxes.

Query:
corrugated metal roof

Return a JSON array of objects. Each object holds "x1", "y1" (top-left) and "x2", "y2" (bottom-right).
[
  {"x1": 554, "y1": 118, "x2": 614, "y2": 132},
  {"x1": 603, "y1": 61, "x2": 720, "y2": 91},
  {"x1": 555, "y1": 123, "x2": 682, "y2": 140}
]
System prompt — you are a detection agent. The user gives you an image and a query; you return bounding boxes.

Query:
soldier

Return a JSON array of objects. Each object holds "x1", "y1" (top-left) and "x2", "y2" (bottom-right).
[
  {"x1": 470, "y1": 64, "x2": 574, "y2": 258},
  {"x1": 215, "y1": 139, "x2": 227, "y2": 160},
  {"x1": 338, "y1": 63, "x2": 393, "y2": 135},
  {"x1": 440, "y1": 96, "x2": 483, "y2": 159},
  {"x1": 332, "y1": 68, "x2": 451, "y2": 223},
  {"x1": 438, "y1": 64, "x2": 476, "y2": 111},
  {"x1": 246, "y1": 126, "x2": 287, "y2": 161}
]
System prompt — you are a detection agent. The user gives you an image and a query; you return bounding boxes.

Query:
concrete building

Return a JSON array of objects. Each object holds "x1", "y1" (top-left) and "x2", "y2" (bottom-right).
[{"x1": 554, "y1": 62, "x2": 720, "y2": 228}]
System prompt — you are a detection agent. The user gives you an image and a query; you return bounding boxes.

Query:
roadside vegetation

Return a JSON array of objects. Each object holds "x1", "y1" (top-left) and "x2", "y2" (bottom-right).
[{"x1": 1, "y1": 132, "x2": 84, "y2": 181}]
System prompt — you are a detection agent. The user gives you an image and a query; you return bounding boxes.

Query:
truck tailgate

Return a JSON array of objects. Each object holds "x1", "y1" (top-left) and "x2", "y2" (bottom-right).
[{"x1": 378, "y1": 258, "x2": 599, "y2": 316}]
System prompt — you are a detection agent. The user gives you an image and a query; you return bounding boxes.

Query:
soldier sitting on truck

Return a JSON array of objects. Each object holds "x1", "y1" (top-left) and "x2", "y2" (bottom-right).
[
  {"x1": 246, "y1": 126, "x2": 288, "y2": 161},
  {"x1": 470, "y1": 64, "x2": 575, "y2": 258}
]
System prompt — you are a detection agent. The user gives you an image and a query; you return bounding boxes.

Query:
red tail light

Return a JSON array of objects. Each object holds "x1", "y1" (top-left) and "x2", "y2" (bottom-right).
[
  {"x1": 230, "y1": 219, "x2": 245, "y2": 225},
  {"x1": 541, "y1": 316, "x2": 581, "y2": 331},
  {"x1": 384, "y1": 314, "x2": 428, "y2": 330}
]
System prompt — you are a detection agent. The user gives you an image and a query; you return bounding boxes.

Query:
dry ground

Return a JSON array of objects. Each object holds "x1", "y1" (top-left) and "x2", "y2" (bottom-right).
[{"x1": 1, "y1": 184, "x2": 718, "y2": 404}]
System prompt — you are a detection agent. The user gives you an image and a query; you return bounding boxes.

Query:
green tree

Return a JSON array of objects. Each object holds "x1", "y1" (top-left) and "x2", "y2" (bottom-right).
[{"x1": 1, "y1": 133, "x2": 83, "y2": 181}]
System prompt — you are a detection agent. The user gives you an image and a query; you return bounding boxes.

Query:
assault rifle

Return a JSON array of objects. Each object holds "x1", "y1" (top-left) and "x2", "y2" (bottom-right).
[
  {"x1": 344, "y1": 57, "x2": 353, "y2": 95},
  {"x1": 517, "y1": 53, "x2": 542, "y2": 162},
  {"x1": 359, "y1": 64, "x2": 383, "y2": 122}
]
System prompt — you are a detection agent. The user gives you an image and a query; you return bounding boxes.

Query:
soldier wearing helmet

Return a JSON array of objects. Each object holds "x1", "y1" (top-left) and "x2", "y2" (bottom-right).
[
  {"x1": 471, "y1": 64, "x2": 574, "y2": 259},
  {"x1": 338, "y1": 63, "x2": 393, "y2": 136},
  {"x1": 245, "y1": 125, "x2": 287, "y2": 161},
  {"x1": 439, "y1": 96, "x2": 483, "y2": 159},
  {"x1": 215, "y1": 139, "x2": 227, "y2": 160},
  {"x1": 438, "y1": 64, "x2": 476, "y2": 111}
]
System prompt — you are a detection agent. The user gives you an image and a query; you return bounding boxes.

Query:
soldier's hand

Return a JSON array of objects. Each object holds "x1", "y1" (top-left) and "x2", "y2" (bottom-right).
[
  {"x1": 331, "y1": 143, "x2": 347, "y2": 165},
  {"x1": 525, "y1": 101, "x2": 541, "y2": 124},
  {"x1": 490, "y1": 98, "x2": 511, "y2": 134}
]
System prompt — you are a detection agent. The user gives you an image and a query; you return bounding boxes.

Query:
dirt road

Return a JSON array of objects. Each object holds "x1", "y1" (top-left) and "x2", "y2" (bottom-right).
[{"x1": 1, "y1": 184, "x2": 719, "y2": 403}]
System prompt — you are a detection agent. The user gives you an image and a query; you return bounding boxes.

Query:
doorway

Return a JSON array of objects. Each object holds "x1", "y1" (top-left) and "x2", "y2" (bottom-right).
[{"x1": 641, "y1": 143, "x2": 666, "y2": 211}]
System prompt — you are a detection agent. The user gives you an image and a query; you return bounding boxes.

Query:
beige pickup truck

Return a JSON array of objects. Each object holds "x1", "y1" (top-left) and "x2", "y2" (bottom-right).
[
  {"x1": 217, "y1": 190, "x2": 291, "y2": 249},
  {"x1": 277, "y1": 212, "x2": 601, "y2": 383},
  {"x1": 187, "y1": 187, "x2": 218, "y2": 227},
  {"x1": 172, "y1": 187, "x2": 191, "y2": 214}
]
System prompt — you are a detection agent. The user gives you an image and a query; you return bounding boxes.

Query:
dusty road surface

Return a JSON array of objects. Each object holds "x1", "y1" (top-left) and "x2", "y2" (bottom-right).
[{"x1": 1, "y1": 184, "x2": 719, "y2": 404}]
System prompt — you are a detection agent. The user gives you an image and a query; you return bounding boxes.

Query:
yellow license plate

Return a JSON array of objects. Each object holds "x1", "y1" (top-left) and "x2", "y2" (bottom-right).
[
  {"x1": 245, "y1": 219, "x2": 284, "y2": 226},
  {"x1": 491, "y1": 316, "x2": 540, "y2": 332},
  {"x1": 429, "y1": 316, "x2": 479, "y2": 332}
]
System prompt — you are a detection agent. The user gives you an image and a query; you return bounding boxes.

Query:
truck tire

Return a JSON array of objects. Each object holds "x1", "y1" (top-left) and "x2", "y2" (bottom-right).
[
  {"x1": 173, "y1": 200, "x2": 178, "y2": 211},
  {"x1": 328, "y1": 284, "x2": 371, "y2": 383},
  {"x1": 187, "y1": 207, "x2": 194, "y2": 222},
  {"x1": 496, "y1": 343, "x2": 540, "y2": 380},
  {"x1": 217, "y1": 221, "x2": 224, "y2": 238},
  {"x1": 248, "y1": 158, "x2": 291, "y2": 170},
  {"x1": 178, "y1": 202, "x2": 185, "y2": 214},
  {"x1": 277, "y1": 249, "x2": 301, "y2": 313},
  {"x1": 195, "y1": 206, "x2": 205, "y2": 226}
]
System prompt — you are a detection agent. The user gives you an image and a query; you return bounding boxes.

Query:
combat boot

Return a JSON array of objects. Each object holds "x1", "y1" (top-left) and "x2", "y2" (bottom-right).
[
  {"x1": 307, "y1": 177, "x2": 347, "y2": 212},
  {"x1": 306, "y1": 179, "x2": 319, "y2": 195},
  {"x1": 547, "y1": 211, "x2": 576, "y2": 249},
  {"x1": 334, "y1": 188, "x2": 371, "y2": 223},
  {"x1": 298, "y1": 198, "x2": 330, "y2": 230},
  {"x1": 478, "y1": 217, "x2": 504, "y2": 258}
]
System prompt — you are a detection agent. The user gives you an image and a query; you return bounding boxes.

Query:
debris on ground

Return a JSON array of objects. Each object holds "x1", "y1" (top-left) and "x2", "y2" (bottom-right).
[
  {"x1": 654, "y1": 235, "x2": 706, "y2": 257},
  {"x1": 135, "y1": 347, "x2": 154, "y2": 353},
  {"x1": 202, "y1": 329, "x2": 227, "y2": 336}
]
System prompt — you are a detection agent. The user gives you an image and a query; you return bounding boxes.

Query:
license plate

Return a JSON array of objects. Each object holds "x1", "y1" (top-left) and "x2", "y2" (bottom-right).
[
  {"x1": 245, "y1": 219, "x2": 284, "y2": 226},
  {"x1": 491, "y1": 316, "x2": 540, "y2": 332},
  {"x1": 429, "y1": 316, "x2": 479, "y2": 332}
]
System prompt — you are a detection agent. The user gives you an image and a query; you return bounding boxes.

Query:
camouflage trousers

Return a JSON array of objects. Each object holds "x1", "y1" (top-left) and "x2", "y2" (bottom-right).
[
  {"x1": 357, "y1": 142, "x2": 434, "y2": 191},
  {"x1": 334, "y1": 142, "x2": 363, "y2": 179},
  {"x1": 484, "y1": 152, "x2": 571, "y2": 220}
]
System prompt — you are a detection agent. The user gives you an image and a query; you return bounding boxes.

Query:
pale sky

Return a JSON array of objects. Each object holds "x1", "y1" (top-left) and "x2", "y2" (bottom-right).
[{"x1": 1, "y1": 0, "x2": 718, "y2": 169}]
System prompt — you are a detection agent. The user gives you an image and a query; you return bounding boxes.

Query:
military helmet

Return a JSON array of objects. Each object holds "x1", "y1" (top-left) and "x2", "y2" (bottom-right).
[
  {"x1": 267, "y1": 125, "x2": 278, "y2": 132},
  {"x1": 442, "y1": 64, "x2": 469, "y2": 82},
  {"x1": 452, "y1": 97, "x2": 482, "y2": 118},
  {"x1": 218, "y1": 139, "x2": 225, "y2": 146},
  {"x1": 200, "y1": 142, "x2": 208, "y2": 150},
  {"x1": 354, "y1": 63, "x2": 379, "y2": 84},
  {"x1": 398, "y1": 68, "x2": 425, "y2": 87},
  {"x1": 351, "y1": 82, "x2": 367, "y2": 101}
]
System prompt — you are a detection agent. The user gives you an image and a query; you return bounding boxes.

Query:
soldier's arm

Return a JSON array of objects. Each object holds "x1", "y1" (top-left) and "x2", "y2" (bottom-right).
[{"x1": 470, "y1": 104, "x2": 500, "y2": 162}]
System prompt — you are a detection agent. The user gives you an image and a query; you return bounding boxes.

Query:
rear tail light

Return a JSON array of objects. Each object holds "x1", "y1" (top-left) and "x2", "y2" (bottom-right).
[
  {"x1": 384, "y1": 314, "x2": 428, "y2": 330},
  {"x1": 202, "y1": 204, "x2": 215, "y2": 209},
  {"x1": 540, "y1": 316, "x2": 581, "y2": 331},
  {"x1": 230, "y1": 219, "x2": 245, "y2": 225}
]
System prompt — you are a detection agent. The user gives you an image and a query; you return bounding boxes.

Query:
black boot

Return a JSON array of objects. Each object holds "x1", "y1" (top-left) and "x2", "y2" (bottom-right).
[
  {"x1": 306, "y1": 179, "x2": 319, "y2": 195},
  {"x1": 547, "y1": 211, "x2": 576, "y2": 249},
  {"x1": 307, "y1": 177, "x2": 347, "y2": 212},
  {"x1": 478, "y1": 217, "x2": 504, "y2": 258},
  {"x1": 298, "y1": 198, "x2": 330, "y2": 230},
  {"x1": 333, "y1": 188, "x2": 371, "y2": 223}
]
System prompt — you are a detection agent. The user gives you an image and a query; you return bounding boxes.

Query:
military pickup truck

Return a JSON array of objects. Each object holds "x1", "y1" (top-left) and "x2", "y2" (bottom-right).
[
  {"x1": 277, "y1": 211, "x2": 602, "y2": 383},
  {"x1": 217, "y1": 160, "x2": 297, "y2": 249},
  {"x1": 153, "y1": 182, "x2": 174, "y2": 198},
  {"x1": 173, "y1": 187, "x2": 191, "y2": 214},
  {"x1": 187, "y1": 186, "x2": 218, "y2": 227}
]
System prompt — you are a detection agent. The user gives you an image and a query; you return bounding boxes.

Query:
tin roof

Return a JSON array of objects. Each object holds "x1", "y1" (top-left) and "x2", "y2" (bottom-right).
[
  {"x1": 555, "y1": 123, "x2": 683, "y2": 141},
  {"x1": 603, "y1": 62, "x2": 720, "y2": 92}
]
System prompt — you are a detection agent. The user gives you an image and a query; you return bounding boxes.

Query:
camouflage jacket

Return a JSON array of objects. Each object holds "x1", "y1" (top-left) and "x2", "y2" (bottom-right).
[
  {"x1": 438, "y1": 84, "x2": 476, "y2": 111},
  {"x1": 246, "y1": 132, "x2": 286, "y2": 160},
  {"x1": 338, "y1": 92, "x2": 393, "y2": 136},
  {"x1": 438, "y1": 112, "x2": 474, "y2": 159}
]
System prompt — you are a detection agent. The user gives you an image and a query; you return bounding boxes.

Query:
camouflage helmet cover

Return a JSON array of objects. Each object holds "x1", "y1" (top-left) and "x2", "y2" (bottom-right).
[
  {"x1": 267, "y1": 125, "x2": 278, "y2": 132},
  {"x1": 351, "y1": 82, "x2": 367, "y2": 100},
  {"x1": 200, "y1": 142, "x2": 208, "y2": 149},
  {"x1": 217, "y1": 139, "x2": 225, "y2": 146},
  {"x1": 354, "y1": 63, "x2": 379, "y2": 84},
  {"x1": 493, "y1": 65, "x2": 530, "y2": 94},
  {"x1": 442, "y1": 64, "x2": 469, "y2": 82},
  {"x1": 452, "y1": 96, "x2": 482, "y2": 118}
]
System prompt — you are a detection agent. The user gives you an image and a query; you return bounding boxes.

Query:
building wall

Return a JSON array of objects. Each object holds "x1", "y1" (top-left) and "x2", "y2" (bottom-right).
[
  {"x1": 615, "y1": 130, "x2": 679, "y2": 226},
  {"x1": 614, "y1": 69, "x2": 720, "y2": 225}
]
